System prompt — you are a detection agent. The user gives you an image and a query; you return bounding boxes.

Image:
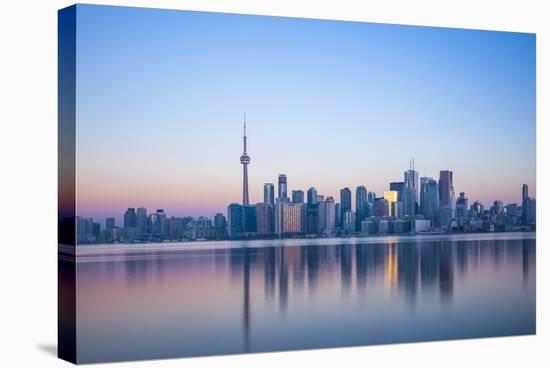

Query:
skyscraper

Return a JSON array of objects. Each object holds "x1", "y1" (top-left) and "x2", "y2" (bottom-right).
[
  {"x1": 456, "y1": 192, "x2": 469, "y2": 224},
  {"x1": 256, "y1": 203, "x2": 274, "y2": 234},
  {"x1": 373, "y1": 198, "x2": 389, "y2": 217},
  {"x1": 471, "y1": 201, "x2": 483, "y2": 217},
  {"x1": 307, "y1": 187, "x2": 318, "y2": 205},
  {"x1": 240, "y1": 114, "x2": 251, "y2": 205},
  {"x1": 275, "y1": 202, "x2": 303, "y2": 235},
  {"x1": 420, "y1": 177, "x2": 439, "y2": 226},
  {"x1": 439, "y1": 170, "x2": 455, "y2": 228},
  {"x1": 522, "y1": 183, "x2": 536, "y2": 226},
  {"x1": 242, "y1": 205, "x2": 257, "y2": 233},
  {"x1": 292, "y1": 190, "x2": 305, "y2": 203},
  {"x1": 383, "y1": 191, "x2": 399, "y2": 217},
  {"x1": 123, "y1": 208, "x2": 137, "y2": 228},
  {"x1": 389, "y1": 181, "x2": 404, "y2": 202},
  {"x1": 264, "y1": 183, "x2": 275, "y2": 204},
  {"x1": 305, "y1": 203, "x2": 319, "y2": 234},
  {"x1": 403, "y1": 161, "x2": 418, "y2": 216},
  {"x1": 340, "y1": 187, "x2": 352, "y2": 220},
  {"x1": 227, "y1": 203, "x2": 243, "y2": 239},
  {"x1": 136, "y1": 207, "x2": 148, "y2": 234},
  {"x1": 156, "y1": 209, "x2": 168, "y2": 239},
  {"x1": 317, "y1": 200, "x2": 327, "y2": 233},
  {"x1": 278, "y1": 174, "x2": 288, "y2": 201},
  {"x1": 105, "y1": 217, "x2": 115, "y2": 232},
  {"x1": 335, "y1": 203, "x2": 342, "y2": 228},
  {"x1": 439, "y1": 170, "x2": 455, "y2": 206},
  {"x1": 492, "y1": 200, "x2": 504, "y2": 215},
  {"x1": 343, "y1": 211, "x2": 356, "y2": 234},
  {"x1": 214, "y1": 213, "x2": 227, "y2": 229},
  {"x1": 525, "y1": 198, "x2": 536, "y2": 226},
  {"x1": 355, "y1": 186, "x2": 368, "y2": 231},
  {"x1": 367, "y1": 191, "x2": 376, "y2": 203},
  {"x1": 324, "y1": 196, "x2": 336, "y2": 235}
]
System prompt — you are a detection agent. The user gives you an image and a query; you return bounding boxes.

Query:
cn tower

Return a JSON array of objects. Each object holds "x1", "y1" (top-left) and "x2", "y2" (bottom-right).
[{"x1": 240, "y1": 113, "x2": 250, "y2": 205}]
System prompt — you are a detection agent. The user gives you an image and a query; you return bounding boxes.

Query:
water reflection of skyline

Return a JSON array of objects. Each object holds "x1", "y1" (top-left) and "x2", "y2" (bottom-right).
[
  {"x1": 75, "y1": 236, "x2": 535, "y2": 363},
  {"x1": 79, "y1": 238, "x2": 536, "y2": 313}
]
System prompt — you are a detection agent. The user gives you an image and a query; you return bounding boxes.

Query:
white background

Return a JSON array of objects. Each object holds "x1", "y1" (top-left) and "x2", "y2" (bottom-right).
[{"x1": 0, "y1": 0, "x2": 547, "y2": 367}]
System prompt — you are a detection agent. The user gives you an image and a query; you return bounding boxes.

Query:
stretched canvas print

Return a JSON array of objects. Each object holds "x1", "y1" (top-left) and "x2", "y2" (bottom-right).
[{"x1": 58, "y1": 4, "x2": 536, "y2": 364}]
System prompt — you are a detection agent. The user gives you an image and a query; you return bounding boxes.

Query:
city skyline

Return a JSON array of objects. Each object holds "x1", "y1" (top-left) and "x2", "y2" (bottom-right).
[{"x1": 73, "y1": 5, "x2": 536, "y2": 222}]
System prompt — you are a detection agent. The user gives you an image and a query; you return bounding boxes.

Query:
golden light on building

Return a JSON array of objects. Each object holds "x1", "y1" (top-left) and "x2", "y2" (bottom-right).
[{"x1": 383, "y1": 190, "x2": 398, "y2": 217}]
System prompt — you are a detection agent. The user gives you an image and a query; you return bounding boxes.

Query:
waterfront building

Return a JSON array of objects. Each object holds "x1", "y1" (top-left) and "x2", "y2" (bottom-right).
[
  {"x1": 403, "y1": 162, "x2": 418, "y2": 216},
  {"x1": 414, "y1": 219, "x2": 431, "y2": 233},
  {"x1": 343, "y1": 210, "x2": 356, "y2": 234},
  {"x1": 264, "y1": 183, "x2": 275, "y2": 204},
  {"x1": 456, "y1": 192, "x2": 469, "y2": 225},
  {"x1": 317, "y1": 200, "x2": 327, "y2": 232},
  {"x1": 214, "y1": 213, "x2": 227, "y2": 229},
  {"x1": 324, "y1": 196, "x2": 336, "y2": 235},
  {"x1": 360, "y1": 219, "x2": 378, "y2": 234},
  {"x1": 292, "y1": 190, "x2": 305, "y2": 204},
  {"x1": 275, "y1": 202, "x2": 303, "y2": 235},
  {"x1": 373, "y1": 198, "x2": 389, "y2": 217},
  {"x1": 335, "y1": 203, "x2": 342, "y2": 229},
  {"x1": 439, "y1": 170, "x2": 455, "y2": 228},
  {"x1": 420, "y1": 177, "x2": 439, "y2": 227},
  {"x1": 106, "y1": 217, "x2": 115, "y2": 231},
  {"x1": 307, "y1": 187, "x2": 318, "y2": 205},
  {"x1": 524, "y1": 198, "x2": 536, "y2": 226},
  {"x1": 393, "y1": 219, "x2": 412, "y2": 234},
  {"x1": 256, "y1": 202, "x2": 275, "y2": 234},
  {"x1": 167, "y1": 216, "x2": 183, "y2": 240},
  {"x1": 190, "y1": 216, "x2": 223, "y2": 240},
  {"x1": 355, "y1": 185, "x2": 369, "y2": 230},
  {"x1": 521, "y1": 184, "x2": 536, "y2": 226},
  {"x1": 383, "y1": 190, "x2": 398, "y2": 217},
  {"x1": 123, "y1": 208, "x2": 137, "y2": 228},
  {"x1": 470, "y1": 200, "x2": 483, "y2": 217},
  {"x1": 492, "y1": 200, "x2": 504, "y2": 216},
  {"x1": 367, "y1": 191, "x2": 376, "y2": 203},
  {"x1": 340, "y1": 187, "x2": 352, "y2": 220},
  {"x1": 305, "y1": 203, "x2": 319, "y2": 234},
  {"x1": 278, "y1": 174, "x2": 288, "y2": 201},
  {"x1": 242, "y1": 204, "x2": 257, "y2": 233},
  {"x1": 378, "y1": 220, "x2": 389, "y2": 234},
  {"x1": 156, "y1": 209, "x2": 168, "y2": 239},
  {"x1": 227, "y1": 203, "x2": 243, "y2": 239},
  {"x1": 389, "y1": 181, "x2": 404, "y2": 202},
  {"x1": 136, "y1": 207, "x2": 148, "y2": 235}
]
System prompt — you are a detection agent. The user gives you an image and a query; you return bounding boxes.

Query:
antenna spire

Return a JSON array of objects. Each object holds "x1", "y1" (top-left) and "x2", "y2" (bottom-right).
[{"x1": 243, "y1": 112, "x2": 247, "y2": 154}]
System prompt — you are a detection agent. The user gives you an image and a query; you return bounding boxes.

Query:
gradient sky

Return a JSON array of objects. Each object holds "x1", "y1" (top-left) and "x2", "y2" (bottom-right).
[{"x1": 74, "y1": 4, "x2": 536, "y2": 223}]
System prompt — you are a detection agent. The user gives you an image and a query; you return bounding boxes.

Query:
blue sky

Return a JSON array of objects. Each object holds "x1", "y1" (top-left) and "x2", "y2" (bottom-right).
[{"x1": 73, "y1": 4, "x2": 536, "y2": 221}]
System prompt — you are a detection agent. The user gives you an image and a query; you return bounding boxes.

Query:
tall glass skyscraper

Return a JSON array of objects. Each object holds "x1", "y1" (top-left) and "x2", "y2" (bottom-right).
[
  {"x1": 355, "y1": 185, "x2": 368, "y2": 230},
  {"x1": 292, "y1": 190, "x2": 305, "y2": 203},
  {"x1": 307, "y1": 187, "x2": 318, "y2": 205},
  {"x1": 340, "y1": 187, "x2": 352, "y2": 220},
  {"x1": 438, "y1": 170, "x2": 455, "y2": 228},
  {"x1": 420, "y1": 177, "x2": 439, "y2": 226},
  {"x1": 264, "y1": 183, "x2": 275, "y2": 204},
  {"x1": 227, "y1": 203, "x2": 243, "y2": 239},
  {"x1": 403, "y1": 164, "x2": 419, "y2": 217},
  {"x1": 278, "y1": 174, "x2": 288, "y2": 201}
]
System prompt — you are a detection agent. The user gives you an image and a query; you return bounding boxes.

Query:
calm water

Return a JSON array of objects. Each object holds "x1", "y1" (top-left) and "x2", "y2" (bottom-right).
[{"x1": 71, "y1": 232, "x2": 535, "y2": 363}]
